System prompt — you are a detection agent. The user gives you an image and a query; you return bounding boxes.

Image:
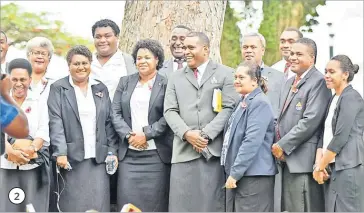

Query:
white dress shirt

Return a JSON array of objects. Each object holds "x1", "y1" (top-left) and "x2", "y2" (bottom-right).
[
  {"x1": 69, "y1": 77, "x2": 98, "y2": 159},
  {"x1": 195, "y1": 60, "x2": 210, "y2": 86},
  {"x1": 90, "y1": 50, "x2": 128, "y2": 100},
  {"x1": 272, "y1": 58, "x2": 296, "y2": 80},
  {"x1": 129, "y1": 75, "x2": 157, "y2": 151},
  {"x1": 323, "y1": 95, "x2": 339, "y2": 163},
  {"x1": 1, "y1": 90, "x2": 50, "y2": 170}
]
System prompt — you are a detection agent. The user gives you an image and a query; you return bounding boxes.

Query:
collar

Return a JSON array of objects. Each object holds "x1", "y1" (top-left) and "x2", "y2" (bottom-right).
[
  {"x1": 136, "y1": 74, "x2": 157, "y2": 88},
  {"x1": 10, "y1": 89, "x2": 37, "y2": 102},
  {"x1": 68, "y1": 76, "x2": 99, "y2": 88},
  {"x1": 297, "y1": 65, "x2": 313, "y2": 80},
  {"x1": 196, "y1": 59, "x2": 210, "y2": 73},
  {"x1": 93, "y1": 49, "x2": 123, "y2": 65},
  {"x1": 173, "y1": 57, "x2": 186, "y2": 63}
]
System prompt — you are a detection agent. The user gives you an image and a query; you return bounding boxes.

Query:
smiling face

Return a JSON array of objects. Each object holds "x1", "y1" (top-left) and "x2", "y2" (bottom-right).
[
  {"x1": 10, "y1": 68, "x2": 31, "y2": 99},
  {"x1": 289, "y1": 43, "x2": 314, "y2": 76},
  {"x1": 28, "y1": 47, "x2": 50, "y2": 74},
  {"x1": 183, "y1": 36, "x2": 209, "y2": 69},
  {"x1": 94, "y1": 26, "x2": 118, "y2": 57},
  {"x1": 241, "y1": 36, "x2": 265, "y2": 65},
  {"x1": 0, "y1": 32, "x2": 9, "y2": 62},
  {"x1": 234, "y1": 66, "x2": 257, "y2": 95},
  {"x1": 69, "y1": 54, "x2": 91, "y2": 83},
  {"x1": 324, "y1": 60, "x2": 348, "y2": 90},
  {"x1": 136, "y1": 48, "x2": 158, "y2": 76},
  {"x1": 279, "y1": 30, "x2": 300, "y2": 60},
  {"x1": 169, "y1": 27, "x2": 190, "y2": 59}
]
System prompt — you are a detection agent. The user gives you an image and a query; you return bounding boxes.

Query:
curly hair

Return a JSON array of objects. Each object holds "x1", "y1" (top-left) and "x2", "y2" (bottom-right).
[
  {"x1": 66, "y1": 45, "x2": 93, "y2": 66},
  {"x1": 131, "y1": 39, "x2": 165, "y2": 70},
  {"x1": 92, "y1": 19, "x2": 120, "y2": 38}
]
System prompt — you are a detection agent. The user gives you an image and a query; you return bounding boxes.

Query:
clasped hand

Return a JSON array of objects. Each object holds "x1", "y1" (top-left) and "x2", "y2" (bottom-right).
[
  {"x1": 128, "y1": 132, "x2": 148, "y2": 150},
  {"x1": 184, "y1": 130, "x2": 208, "y2": 153},
  {"x1": 271, "y1": 143, "x2": 285, "y2": 161}
]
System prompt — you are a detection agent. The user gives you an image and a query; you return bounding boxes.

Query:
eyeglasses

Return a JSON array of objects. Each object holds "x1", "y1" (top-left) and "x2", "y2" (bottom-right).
[{"x1": 30, "y1": 51, "x2": 49, "y2": 58}]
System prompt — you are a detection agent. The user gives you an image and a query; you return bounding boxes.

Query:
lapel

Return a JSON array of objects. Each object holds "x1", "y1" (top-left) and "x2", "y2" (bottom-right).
[
  {"x1": 149, "y1": 74, "x2": 164, "y2": 113},
  {"x1": 166, "y1": 59, "x2": 174, "y2": 73},
  {"x1": 228, "y1": 88, "x2": 262, "y2": 144},
  {"x1": 224, "y1": 98, "x2": 242, "y2": 134},
  {"x1": 200, "y1": 61, "x2": 217, "y2": 87},
  {"x1": 125, "y1": 74, "x2": 139, "y2": 118},
  {"x1": 91, "y1": 82, "x2": 105, "y2": 122},
  {"x1": 331, "y1": 85, "x2": 352, "y2": 133},
  {"x1": 279, "y1": 67, "x2": 316, "y2": 118},
  {"x1": 185, "y1": 66, "x2": 199, "y2": 89},
  {"x1": 63, "y1": 76, "x2": 80, "y2": 123},
  {"x1": 278, "y1": 77, "x2": 294, "y2": 119}
]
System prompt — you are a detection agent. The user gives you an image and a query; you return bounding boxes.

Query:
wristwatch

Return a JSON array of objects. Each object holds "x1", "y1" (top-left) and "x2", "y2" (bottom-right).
[{"x1": 125, "y1": 133, "x2": 131, "y2": 140}]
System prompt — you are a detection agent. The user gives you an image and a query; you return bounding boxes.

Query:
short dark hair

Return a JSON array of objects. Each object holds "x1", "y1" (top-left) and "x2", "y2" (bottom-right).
[
  {"x1": 131, "y1": 39, "x2": 165, "y2": 70},
  {"x1": 0, "y1": 30, "x2": 7, "y2": 42},
  {"x1": 331, "y1": 55, "x2": 360, "y2": 82},
  {"x1": 283, "y1": 27, "x2": 303, "y2": 39},
  {"x1": 8, "y1": 58, "x2": 32, "y2": 76},
  {"x1": 237, "y1": 61, "x2": 268, "y2": 94},
  {"x1": 186, "y1": 31, "x2": 210, "y2": 48},
  {"x1": 295, "y1": 37, "x2": 317, "y2": 64},
  {"x1": 92, "y1": 19, "x2": 120, "y2": 38},
  {"x1": 66, "y1": 45, "x2": 93, "y2": 66},
  {"x1": 173, "y1": 25, "x2": 192, "y2": 31}
]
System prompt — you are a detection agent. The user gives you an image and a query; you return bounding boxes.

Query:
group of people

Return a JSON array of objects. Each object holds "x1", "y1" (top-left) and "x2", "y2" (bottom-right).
[{"x1": 0, "y1": 18, "x2": 363, "y2": 212}]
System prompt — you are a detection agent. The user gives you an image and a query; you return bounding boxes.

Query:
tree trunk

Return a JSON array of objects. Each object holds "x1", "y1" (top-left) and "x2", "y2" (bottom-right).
[{"x1": 119, "y1": 0, "x2": 228, "y2": 63}]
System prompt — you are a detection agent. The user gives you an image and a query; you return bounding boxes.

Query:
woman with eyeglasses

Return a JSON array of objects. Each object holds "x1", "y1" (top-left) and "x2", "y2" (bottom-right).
[{"x1": 26, "y1": 37, "x2": 58, "y2": 97}]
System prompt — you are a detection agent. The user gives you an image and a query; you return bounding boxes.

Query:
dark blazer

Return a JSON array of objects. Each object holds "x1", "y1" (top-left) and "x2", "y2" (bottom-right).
[
  {"x1": 318, "y1": 85, "x2": 364, "y2": 171},
  {"x1": 111, "y1": 72, "x2": 173, "y2": 163},
  {"x1": 48, "y1": 76, "x2": 118, "y2": 164},
  {"x1": 158, "y1": 58, "x2": 174, "y2": 79},
  {"x1": 261, "y1": 66, "x2": 285, "y2": 118},
  {"x1": 276, "y1": 66, "x2": 332, "y2": 173},
  {"x1": 224, "y1": 87, "x2": 277, "y2": 180}
]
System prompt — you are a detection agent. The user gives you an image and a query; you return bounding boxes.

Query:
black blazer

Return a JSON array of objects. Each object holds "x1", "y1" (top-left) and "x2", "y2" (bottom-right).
[
  {"x1": 111, "y1": 73, "x2": 173, "y2": 163},
  {"x1": 318, "y1": 85, "x2": 364, "y2": 171},
  {"x1": 48, "y1": 76, "x2": 118, "y2": 164}
]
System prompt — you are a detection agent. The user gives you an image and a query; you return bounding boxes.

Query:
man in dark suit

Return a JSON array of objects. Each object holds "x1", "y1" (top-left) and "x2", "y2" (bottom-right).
[
  {"x1": 164, "y1": 31, "x2": 239, "y2": 211},
  {"x1": 159, "y1": 25, "x2": 191, "y2": 78},
  {"x1": 272, "y1": 38, "x2": 332, "y2": 212},
  {"x1": 241, "y1": 32, "x2": 284, "y2": 118}
]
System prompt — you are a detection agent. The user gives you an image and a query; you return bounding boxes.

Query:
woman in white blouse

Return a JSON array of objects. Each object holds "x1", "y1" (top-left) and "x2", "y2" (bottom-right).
[
  {"x1": 112, "y1": 39, "x2": 173, "y2": 211},
  {"x1": 314, "y1": 55, "x2": 364, "y2": 212},
  {"x1": 0, "y1": 58, "x2": 50, "y2": 212},
  {"x1": 48, "y1": 45, "x2": 118, "y2": 212}
]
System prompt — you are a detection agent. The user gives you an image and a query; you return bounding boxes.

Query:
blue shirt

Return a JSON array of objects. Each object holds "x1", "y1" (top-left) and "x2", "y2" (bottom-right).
[{"x1": 0, "y1": 96, "x2": 19, "y2": 130}]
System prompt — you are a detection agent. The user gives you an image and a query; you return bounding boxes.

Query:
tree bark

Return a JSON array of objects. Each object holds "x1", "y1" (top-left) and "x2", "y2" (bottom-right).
[{"x1": 119, "y1": 0, "x2": 228, "y2": 63}]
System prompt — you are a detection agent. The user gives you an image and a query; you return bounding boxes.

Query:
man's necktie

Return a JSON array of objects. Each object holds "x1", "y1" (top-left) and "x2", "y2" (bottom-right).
[
  {"x1": 174, "y1": 58, "x2": 185, "y2": 70},
  {"x1": 282, "y1": 75, "x2": 301, "y2": 112},
  {"x1": 192, "y1": 68, "x2": 198, "y2": 79},
  {"x1": 284, "y1": 62, "x2": 291, "y2": 79}
]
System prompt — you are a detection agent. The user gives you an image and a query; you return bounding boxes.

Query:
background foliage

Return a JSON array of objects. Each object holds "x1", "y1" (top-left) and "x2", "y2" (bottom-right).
[{"x1": 1, "y1": 3, "x2": 94, "y2": 56}]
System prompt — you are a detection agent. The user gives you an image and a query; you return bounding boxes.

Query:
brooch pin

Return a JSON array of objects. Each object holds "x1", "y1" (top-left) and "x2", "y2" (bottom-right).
[
  {"x1": 41, "y1": 78, "x2": 48, "y2": 86},
  {"x1": 148, "y1": 84, "x2": 153, "y2": 91},
  {"x1": 25, "y1": 106, "x2": 32, "y2": 113},
  {"x1": 95, "y1": 92, "x2": 103, "y2": 98}
]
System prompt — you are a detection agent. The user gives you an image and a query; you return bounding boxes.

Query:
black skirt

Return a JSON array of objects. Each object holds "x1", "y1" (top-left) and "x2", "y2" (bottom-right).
[
  {"x1": 55, "y1": 158, "x2": 110, "y2": 212},
  {"x1": 117, "y1": 149, "x2": 170, "y2": 212},
  {"x1": 0, "y1": 165, "x2": 50, "y2": 212}
]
